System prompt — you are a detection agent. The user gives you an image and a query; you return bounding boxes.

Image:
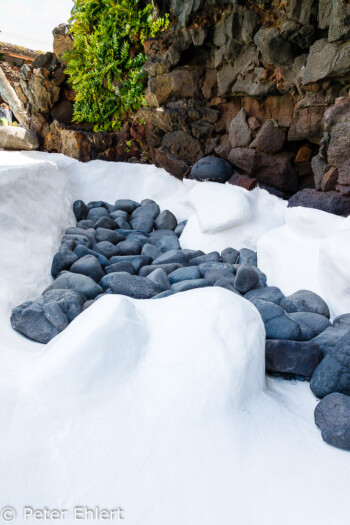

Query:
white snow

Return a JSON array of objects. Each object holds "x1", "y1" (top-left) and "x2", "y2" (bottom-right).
[
  {"x1": 1, "y1": 151, "x2": 350, "y2": 525},
  {"x1": 258, "y1": 206, "x2": 350, "y2": 318}
]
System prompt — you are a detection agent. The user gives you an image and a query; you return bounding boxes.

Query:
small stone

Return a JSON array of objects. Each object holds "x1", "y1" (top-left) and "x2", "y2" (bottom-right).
[
  {"x1": 142, "y1": 243, "x2": 162, "y2": 260},
  {"x1": 130, "y1": 216, "x2": 155, "y2": 233},
  {"x1": 189, "y1": 252, "x2": 221, "y2": 266},
  {"x1": 229, "y1": 108, "x2": 252, "y2": 148},
  {"x1": 94, "y1": 217, "x2": 118, "y2": 230},
  {"x1": 188, "y1": 156, "x2": 233, "y2": 183},
  {"x1": 175, "y1": 220, "x2": 187, "y2": 237},
  {"x1": 131, "y1": 201, "x2": 160, "y2": 220},
  {"x1": 221, "y1": 248, "x2": 239, "y2": 264},
  {"x1": 238, "y1": 248, "x2": 257, "y2": 266},
  {"x1": 228, "y1": 173, "x2": 258, "y2": 191},
  {"x1": 44, "y1": 271, "x2": 103, "y2": 300},
  {"x1": 94, "y1": 241, "x2": 118, "y2": 258},
  {"x1": 74, "y1": 245, "x2": 109, "y2": 267},
  {"x1": 95, "y1": 228, "x2": 125, "y2": 245},
  {"x1": 252, "y1": 300, "x2": 301, "y2": 340},
  {"x1": 198, "y1": 262, "x2": 235, "y2": 276},
  {"x1": 109, "y1": 255, "x2": 152, "y2": 273},
  {"x1": 114, "y1": 199, "x2": 140, "y2": 214},
  {"x1": 70, "y1": 255, "x2": 105, "y2": 283},
  {"x1": 105, "y1": 261, "x2": 136, "y2": 275},
  {"x1": 245, "y1": 286, "x2": 284, "y2": 305},
  {"x1": 139, "y1": 263, "x2": 184, "y2": 277},
  {"x1": 115, "y1": 217, "x2": 131, "y2": 230},
  {"x1": 11, "y1": 301, "x2": 60, "y2": 344},
  {"x1": 156, "y1": 235, "x2": 181, "y2": 253},
  {"x1": 73, "y1": 200, "x2": 88, "y2": 221},
  {"x1": 152, "y1": 249, "x2": 188, "y2": 266},
  {"x1": 333, "y1": 314, "x2": 350, "y2": 328},
  {"x1": 250, "y1": 120, "x2": 286, "y2": 154},
  {"x1": 171, "y1": 279, "x2": 211, "y2": 293},
  {"x1": 321, "y1": 167, "x2": 339, "y2": 192},
  {"x1": 51, "y1": 250, "x2": 78, "y2": 278},
  {"x1": 76, "y1": 220, "x2": 95, "y2": 230},
  {"x1": 87, "y1": 207, "x2": 109, "y2": 222},
  {"x1": 234, "y1": 264, "x2": 260, "y2": 293},
  {"x1": 114, "y1": 240, "x2": 142, "y2": 256},
  {"x1": 289, "y1": 312, "x2": 331, "y2": 341},
  {"x1": 155, "y1": 210, "x2": 178, "y2": 231},
  {"x1": 147, "y1": 268, "x2": 171, "y2": 291},
  {"x1": 100, "y1": 273, "x2": 162, "y2": 299},
  {"x1": 168, "y1": 266, "x2": 201, "y2": 284},
  {"x1": 152, "y1": 290, "x2": 175, "y2": 299}
]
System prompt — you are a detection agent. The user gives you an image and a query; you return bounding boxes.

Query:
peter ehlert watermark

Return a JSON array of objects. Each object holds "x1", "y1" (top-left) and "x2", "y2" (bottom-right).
[{"x1": 0, "y1": 506, "x2": 124, "y2": 521}]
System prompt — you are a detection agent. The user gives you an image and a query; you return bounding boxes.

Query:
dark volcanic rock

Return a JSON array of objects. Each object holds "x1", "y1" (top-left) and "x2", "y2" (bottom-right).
[
  {"x1": 289, "y1": 312, "x2": 331, "y2": 341},
  {"x1": 94, "y1": 241, "x2": 118, "y2": 258},
  {"x1": 234, "y1": 264, "x2": 260, "y2": 293},
  {"x1": 147, "y1": 268, "x2": 171, "y2": 291},
  {"x1": 245, "y1": 286, "x2": 284, "y2": 305},
  {"x1": 86, "y1": 206, "x2": 109, "y2": 222},
  {"x1": 252, "y1": 300, "x2": 301, "y2": 340},
  {"x1": 238, "y1": 248, "x2": 257, "y2": 266},
  {"x1": 114, "y1": 240, "x2": 142, "y2": 256},
  {"x1": 288, "y1": 189, "x2": 350, "y2": 217},
  {"x1": 95, "y1": 228, "x2": 125, "y2": 245},
  {"x1": 221, "y1": 247, "x2": 239, "y2": 264},
  {"x1": 105, "y1": 261, "x2": 136, "y2": 275},
  {"x1": 315, "y1": 393, "x2": 350, "y2": 451},
  {"x1": 139, "y1": 263, "x2": 184, "y2": 277},
  {"x1": 311, "y1": 326, "x2": 350, "y2": 357},
  {"x1": 310, "y1": 332, "x2": 350, "y2": 398},
  {"x1": 285, "y1": 290, "x2": 330, "y2": 319},
  {"x1": 11, "y1": 301, "x2": 62, "y2": 344},
  {"x1": 70, "y1": 255, "x2": 105, "y2": 283},
  {"x1": 130, "y1": 216, "x2": 155, "y2": 233},
  {"x1": 51, "y1": 249, "x2": 78, "y2": 277},
  {"x1": 155, "y1": 210, "x2": 178, "y2": 231},
  {"x1": 171, "y1": 279, "x2": 211, "y2": 293},
  {"x1": 100, "y1": 272, "x2": 162, "y2": 299},
  {"x1": 109, "y1": 255, "x2": 152, "y2": 273},
  {"x1": 94, "y1": 217, "x2": 118, "y2": 230},
  {"x1": 114, "y1": 199, "x2": 140, "y2": 214},
  {"x1": 73, "y1": 200, "x2": 88, "y2": 221},
  {"x1": 74, "y1": 245, "x2": 109, "y2": 267},
  {"x1": 168, "y1": 266, "x2": 201, "y2": 284},
  {"x1": 188, "y1": 156, "x2": 233, "y2": 183},
  {"x1": 266, "y1": 339, "x2": 323, "y2": 378},
  {"x1": 44, "y1": 271, "x2": 103, "y2": 300},
  {"x1": 152, "y1": 249, "x2": 188, "y2": 266}
]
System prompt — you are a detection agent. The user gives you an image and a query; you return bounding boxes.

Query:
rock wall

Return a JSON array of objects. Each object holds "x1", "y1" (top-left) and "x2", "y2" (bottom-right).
[{"x1": 143, "y1": 0, "x2": 350, "y2": 198}]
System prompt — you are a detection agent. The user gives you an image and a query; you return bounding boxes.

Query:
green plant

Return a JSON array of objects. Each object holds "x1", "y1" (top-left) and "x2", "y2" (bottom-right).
[{"x1": 64, "y1": 0, "x2": 169, "y2": 132}]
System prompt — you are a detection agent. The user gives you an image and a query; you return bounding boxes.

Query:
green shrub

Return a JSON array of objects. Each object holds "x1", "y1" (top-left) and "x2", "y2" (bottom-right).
[{"x1": 64, "y1": 0, "x2": 169, "y2": 132}]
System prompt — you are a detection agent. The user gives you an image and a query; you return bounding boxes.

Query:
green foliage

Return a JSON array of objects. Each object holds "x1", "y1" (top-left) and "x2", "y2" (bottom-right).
[{"x1": 64, "y1": 0, "x2": 169, "y2": 132}]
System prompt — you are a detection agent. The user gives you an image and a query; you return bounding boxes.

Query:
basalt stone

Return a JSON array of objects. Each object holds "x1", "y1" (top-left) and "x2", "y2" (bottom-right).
[
  {"x1": 95, "y1": 228, "x2": 125, "y2": 245},
  {"x1": 221, "y1": 248, "x2": 239, "y2": 264},
  {"x1": 141, "y1": 243, "x2": 162, "y2": 261},
  {"x1": 310, "y1": 332, "x2": 350, "y2": 398},
  {"x1": 285, "y1": 290, "x2": 330, "y2": 319},
  {"x1": 94, "y1": 241, "x2": 118, "y2": 258},
  {"x1": 171, "y1": 279, "x2": 211, "y2": 293},
  {"x1": 168, "y1": 266, "x2": 201, "y2": 284},
  {"x1": 315, "y1": 393, "x2": 350, "y2": 451},
  {"x1": 130, "y1": 216, "x2": 155, "y2": 233},
  {"x1": 252, "y1": 300, "x2": 301, "y2": 340},
  {"x1": 289, "y1": 312, "x2": 331, "y2": 341},
  {"x1": 74, "y1": 245, "x2": 109, "y2": 267},
  {"x1": 214, "y1": 280, "x2": 240, "y2": 294},
  {"x1": 288, "y1": 189, "x2": 350, "y2": 218},
  {"x1": 266, "y1": 340, "x2": 323, "y2": 378},
  {"x1": 104, "y1": 202, "x2": 116, "y2": 213},
  {"x1": 333, "y1": 314, "x2": 350, "y2": 328},
  {"x1": 51, "y1": 250, "x2": 78, "y2": 278},
  {"x1": 114, "y1": 199, "x2": 140, "y2": 214},
  {"x1": 105, "y1": 261, "x2": 136, "y2": 275},
  {"x1": 70, "y1": 255, "x2": 105, "y2": 283},
  {"x1": 311, "y1": 326, "x2": 350, "y2": 357},
  {"x1": 87, "y1": 206, "x2": 109, "y2": 222},
  {"x1": 131, "y1": 201, "x2": 160, "y2": 221},
  {"x1": 139, "y1": 263, "x2": 184, "y2": 277},
  {"x1": 156, "y1": 235, "x2": 181, "y2": 253},
  {"x1": 198, "y1": 262, "x2": 235, "y2": 276},
  {"x1": 238, "y1": 248, "x2": 257, "y2": 266},
  {"x1": 87, "y1": 201, "x2": 106, "y2": 210},
  {"x1": 189, "y1": 252, "x2": 221, "y2": 266},
  {"x1": 234, "y1": 265, "x2": 260, "y2": 294},
  {"x1": 155, "y1": 210, "x2": 178, "y2": 231},
  {"x1": 149, "y1": 229, "x2": 178, "y2": 244},
  {"x1": 188, "y1": 156, "x2": 233, "y2": 183},
  {"x1": 279, "y1": 298, "x2": 298, "y2": 313},
  {"x1": 62, "y1": 234, "x2": 90, "y2": 249},
  {"x1": 65, "y1": 227, "x2": 96, "y2": 248},
  {"x1": 76, "y1": 220, "x2": 95, "y2": 230},
  {"x1": 44, "y1": 271, "x2": 103, "y2": 300},
  {"x1": 100, "y1": 272, "x2": 162, "y2": 299},
  {"x1": 115, "y1": 217, "x2": 131, "y2": 230},
  {"x1": 175, "y1": 220, "x2": 187, "y2": 237},
  {"x1": 109, "y1": 255, "x2": 152, "y2": 273},
  {"x1": 147, "y1": 268, "x2": 171, "y2": 291},
  {"x1": 126, "y1": 233, "x2": 150, "y2": 246},
  {"x1": 152, "y1": 249, "x2": 188, "y2": 266},
  {"x1": 152, "y1": 290, "x2": 175, "y2": 299},
  {"x1": 110, "y1": 210, "x2": 130, "y2": 220},
  {"x1": 203, "y1": 269, "x2": 236, "y2": 285},
  {"x1": 245, "y1": 286, "x2": 284, "y2": 305},
  {"x1": 73, "y1": 200, "x2": 88, "y2": 221},
  {"x1": 250, "y1": 120, "x2": 286, "y2": 154},
  {"x1": 114, "y1": 240, "x2": 142, "y2": 256},
  {"x1": 94, "y1": 217, "x2": 118, "y2": 230},
  {"x1": 41, "y1": 289, "x2": 85, "y2": 322},
  {"x1": 11, "y1": 301, "x2": 61, "y2": 344},
  {"x1": 182, "y1": 249, "x2": 205, "y2": 261}
]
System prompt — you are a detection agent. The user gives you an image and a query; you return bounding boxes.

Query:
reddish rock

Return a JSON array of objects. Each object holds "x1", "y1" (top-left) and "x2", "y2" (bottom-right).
[
  {"x1": 229, "y1": 108, "x2": 252, "y2": 148},
  {"x1": 295, "y1": 145, "x2": 313, "y2": 163},
  {"x1": 288, "y1": 94, "x2": 332, "y2": 142},
  {"x1": 250, "y1": 120, "x2": 286, "y2": 154},
  {"x1": 228, "y1": 173, "x2": 258, "y2": 191},
  {"x1": 155, "y1": 146, "x2": 189, "y2": 179},
  {"x1": 254, "y1": 152, "x2": 298, "y2": 193},
  {"x1": 322, "y1": 167, "x2": 339, "y2": 192},
  {"x1": 248, "y1": 116, "x2": 261, "y2": 131},
  {"x1": 162, "y1": 131, "x2": 202, "y2": 165},
  {"x1": 228, "y1": 148, "x2": 259, "y2": 175},
  {"x1": 295, "y1": 161, "x2": 313, "y2": 178}
]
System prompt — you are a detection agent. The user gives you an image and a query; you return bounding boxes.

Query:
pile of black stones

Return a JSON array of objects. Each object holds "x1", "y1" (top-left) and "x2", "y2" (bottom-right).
[{"x1": 11, "y1": 197, "x2": 350, "y2": 452}]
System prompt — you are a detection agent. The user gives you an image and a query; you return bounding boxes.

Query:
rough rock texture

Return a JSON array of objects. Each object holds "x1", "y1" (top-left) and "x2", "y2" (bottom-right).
[
  {"x1": 315, "y1": 393, "x2": 350, "y2": 451},
  {"x1": 0, "y1": 127, "x2": 39, "y2": 150}
]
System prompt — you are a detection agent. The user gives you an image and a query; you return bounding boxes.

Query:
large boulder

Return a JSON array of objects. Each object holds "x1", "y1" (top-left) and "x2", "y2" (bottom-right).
[
  {"x1": 188, "y1": 156, "x2": 233, "y2": 182},
  {"x1": 266, "y1": 339, "x2": 323, "y2": 378},
  {"x1": 310, "y1": 332, "x2": 350, "y2": 398},
  {"x1": 0, "y1": 127, "x2": 39, "y2": 151},
  {"x1": 315, "y1": 393, "x2": 350, "y2": 451}
]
